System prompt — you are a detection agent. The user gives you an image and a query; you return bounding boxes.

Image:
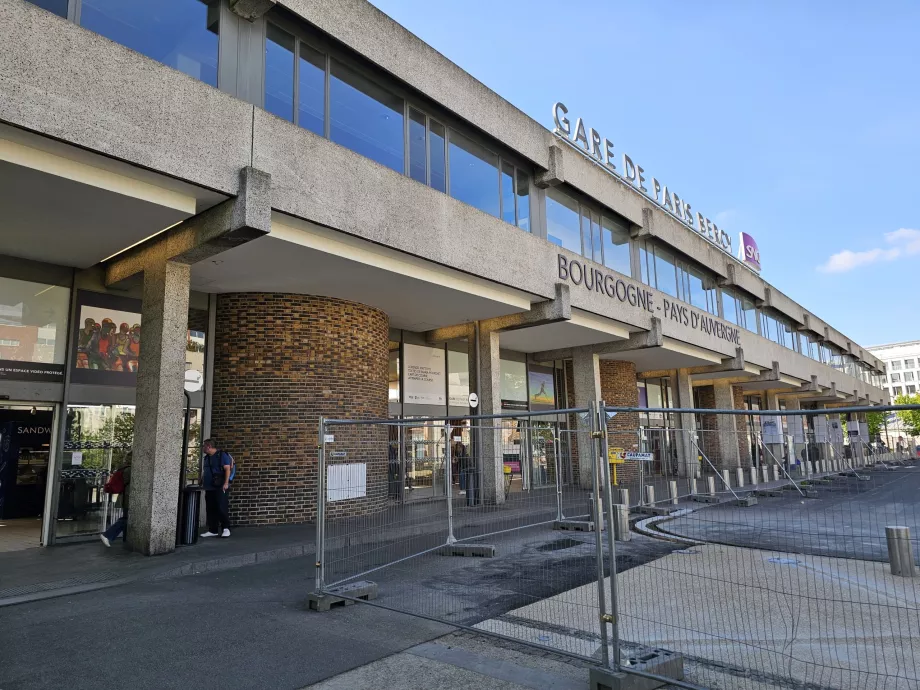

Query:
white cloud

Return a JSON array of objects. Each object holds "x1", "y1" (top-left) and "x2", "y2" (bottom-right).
[
  {"x1": 817, "y1": 228, "x2": 920, "y2": 273},
  {"x1": 713, "y1": 209, "x2": 737, "y2": 226}
]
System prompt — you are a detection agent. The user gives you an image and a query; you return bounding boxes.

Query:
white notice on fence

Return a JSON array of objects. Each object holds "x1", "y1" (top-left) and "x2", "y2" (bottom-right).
[
  {"x1": 71, "y1": 452, "x2": 83, "y2": 466},
  {"x1": 327, "y1": 463, "x2": 367, "y2": 501},
  {"x1": 762, "y1": 419, "x2": 783, "y2": 445},
  {"x1": 403, "y1": 343, "x2": 446, "y2": 405}
]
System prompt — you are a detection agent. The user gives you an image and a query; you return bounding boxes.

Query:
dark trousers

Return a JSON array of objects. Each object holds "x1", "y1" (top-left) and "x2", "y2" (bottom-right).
[
  {"x1": 103, "y1": 508, "x2": 127, "y2": 541},
  {"x1": 461, "y1": 469, "x2": 477, "y2": 506},
  {"x1": 205, "y1": 489, "x2": 230, "y2": 532}
]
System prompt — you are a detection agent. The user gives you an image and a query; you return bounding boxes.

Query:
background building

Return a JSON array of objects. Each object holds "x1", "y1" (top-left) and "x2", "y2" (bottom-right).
[{"x1": 868, "y1": 340, "x2": 920, "y2": 452}]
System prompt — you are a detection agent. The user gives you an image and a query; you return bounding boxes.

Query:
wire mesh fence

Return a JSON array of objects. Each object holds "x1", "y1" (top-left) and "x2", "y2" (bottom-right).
[{"x1": 312, "y1": 403, "x2": 920, "y2": 690}]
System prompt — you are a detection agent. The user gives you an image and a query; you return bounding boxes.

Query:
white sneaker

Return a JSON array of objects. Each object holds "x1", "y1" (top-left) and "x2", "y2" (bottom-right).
[
  {"x1": 200, "y1": 531, "x2": 219, "y2": 538},
  {"x1": 100, "y1": 534, "x2": 111, "y2": 547},
  {"x1": 220, "y1": 528, "x2": 231, "y2": 538}
]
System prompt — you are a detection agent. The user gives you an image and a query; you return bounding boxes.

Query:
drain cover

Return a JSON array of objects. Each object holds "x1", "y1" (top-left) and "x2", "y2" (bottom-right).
[
  {"x1": 767, "y1": 557, "x2": 801, "y2": 565},
  {"x1": 536, "y1": 538, "x2": 582, "y2": 552}
]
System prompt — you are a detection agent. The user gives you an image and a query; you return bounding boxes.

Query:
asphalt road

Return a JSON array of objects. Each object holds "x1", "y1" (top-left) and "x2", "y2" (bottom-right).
[
  {"x1": 0, "y1": 523, "x2": 675, "y2": 690},
  {"x1": 660, "y1": 466, "x2": 920, "y2": 561}
]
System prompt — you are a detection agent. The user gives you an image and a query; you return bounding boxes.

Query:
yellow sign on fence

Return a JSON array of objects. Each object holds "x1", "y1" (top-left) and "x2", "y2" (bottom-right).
[{"x1": 608, "y1": 447, "x2": 625, "y2": 485}]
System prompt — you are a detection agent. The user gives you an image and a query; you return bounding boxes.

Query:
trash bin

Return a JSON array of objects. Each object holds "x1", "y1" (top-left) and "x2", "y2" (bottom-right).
[{"x1": 177, "y1": 485, "x2": 203, "y2": 546}]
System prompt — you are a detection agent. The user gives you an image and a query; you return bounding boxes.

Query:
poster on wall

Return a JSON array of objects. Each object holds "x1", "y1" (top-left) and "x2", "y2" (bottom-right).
[
  {"x1": 70, "y1": 291, "x2": 142, "y2": 387},
  {"x1": 403, "y1": 343, "x2": 446, "y2": 405},
  {"x1": 528, "y1": 365, "x2": 556, "y2": 410}
]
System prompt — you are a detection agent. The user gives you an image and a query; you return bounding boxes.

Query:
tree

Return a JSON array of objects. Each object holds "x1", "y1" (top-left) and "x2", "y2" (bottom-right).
[
  {"x1": 894, "y1": 394, "x2": 920, "y2": 436},
  {"x1": 866, "y1": 411, "x2": 885, "y2": 440}
]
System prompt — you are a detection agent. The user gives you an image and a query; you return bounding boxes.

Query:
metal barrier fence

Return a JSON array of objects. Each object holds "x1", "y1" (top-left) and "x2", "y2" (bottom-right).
[{"x1": 312, "y1": 403, "x2": 920, "y2": 689}]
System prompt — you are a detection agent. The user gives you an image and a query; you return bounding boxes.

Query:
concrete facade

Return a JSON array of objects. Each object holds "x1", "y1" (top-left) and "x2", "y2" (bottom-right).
[{"x1": 0, "y1": 0, "x2": 892, "y2": 552}]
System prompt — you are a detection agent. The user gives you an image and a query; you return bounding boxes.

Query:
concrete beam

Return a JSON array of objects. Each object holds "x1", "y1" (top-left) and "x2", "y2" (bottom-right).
[
  {"x1": 533, "y1": 144, "x2": 565, "y2": 188},
  {"x1": 482, "y1": 283, "x2": 570, "y2": 332},
  {"x1": 532, "y1": 316, "x2": 661, "y2": 362},
  {"x1": 684, "y1": 347, "x2": 745, "y2": 376},
  {"x1": 425, "y1": 322, "x2": 474, "y2": 345},
  {"x1": 229, "y1": 0, "x2": 277, "y2": 20},
  {"x1": 105, "y1": 167, "x2": 271, "y2": 285}
]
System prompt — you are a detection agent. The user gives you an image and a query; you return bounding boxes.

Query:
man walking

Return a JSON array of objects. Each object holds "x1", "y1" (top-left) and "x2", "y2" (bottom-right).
[{"x1": 201, "y1": 439, "x2": 234, "y2": 538}]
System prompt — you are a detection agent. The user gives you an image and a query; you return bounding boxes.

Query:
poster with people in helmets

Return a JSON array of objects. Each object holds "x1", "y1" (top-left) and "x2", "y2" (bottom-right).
[{"x1": 71, "y1": 291, "x2": 142, "y2": 386}]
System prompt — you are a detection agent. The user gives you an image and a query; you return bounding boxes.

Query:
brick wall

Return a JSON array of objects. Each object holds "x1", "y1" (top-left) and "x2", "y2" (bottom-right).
[
  {"x1": 733, "y1": 385, "x2": 753, "y2": 468},
  {"x1": 600, "y1": 360, "x2": 640, "y2": 484},
  {"x1": 696, "y1": 385, "x2": 721, "y2": 466},
  {"x1": 210, "y1": 294, "x2": 389, "y2": 525}
]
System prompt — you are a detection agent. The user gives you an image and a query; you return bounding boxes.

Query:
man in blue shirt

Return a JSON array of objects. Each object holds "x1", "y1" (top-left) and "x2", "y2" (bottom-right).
[{"x1": 201, "y1": 439, "x2": 233, "y2": 538}]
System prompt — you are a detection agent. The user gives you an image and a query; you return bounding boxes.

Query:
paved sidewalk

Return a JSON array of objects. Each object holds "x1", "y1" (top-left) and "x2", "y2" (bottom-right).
[{"x1": 0, "y1": 522, "x2": 316, "y2": 606}]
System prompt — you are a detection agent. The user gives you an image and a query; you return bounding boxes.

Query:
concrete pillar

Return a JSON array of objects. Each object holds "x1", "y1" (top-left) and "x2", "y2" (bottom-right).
[
  {"x1": 713, "y1": 380, "x2": 741, "y2": 469},
  {"x1": 127, "y1": 260, "x2": 191, "y2": 556},
  {"x1": 572, "y1": 347, "x2": 601, "y2": 490},
  {"x1": 675, "y1": 369, "x2": 697, "y2": 477},
  {"x1": 764, "y1": 390, "x2": 785, "y2": 471},
  {"x1": 478, "y1": 326, "x2": 504, "y2": 504}
]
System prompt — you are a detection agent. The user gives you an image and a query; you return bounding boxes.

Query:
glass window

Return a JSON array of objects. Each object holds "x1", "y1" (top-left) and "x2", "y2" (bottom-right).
[
  {"x1": 0, "y1": 277, "x2": 70, "y2": 370},
  {"x1": 722, "y1": 289, "x2": 740, "y2": 326},
  {"x1": 906, "y1": 359, "x2": 916, "y2": 369},
  {"x1": 580, "y1": 209, "x2": 592, "y2": 261},
  {"x1": 429, "y1": 120, "x2": 447, "y2": 193},
  {"x1": 909, "y1": 385, "x2": 917, "y2": 394},
  {"x1": 501, "y1": 162, "x2": 516, "y2": 226},
  {"x1": 686, "y1": 268, "x2": 710, "y2": 313},
  {"x1": 741, "y1": 297, "x2": 757, "y2": 332},
  {"x1": 298, "y1": 42, "x2": 326, "y2": 136},
  {"x1": 264, "y1": 24, "x2": 295, "y2": 122},
  {"x1": 81, "y1": 0, "x2": 219, "y2": 87},
  {"x1": 893, "y1": 386, "x2": 903, "y2": 396},
  {"x1": 639, "y1": 245, "x2": 650, "y2": 285},
  {"x1": 500, "y1": 359, "x2": 527, "y2": 409},
  {"x1": 388, "y1": 341, "x2": 400, "y2": 402},
  {"x1": 653, "y1": 247, "x2": 678, "y2": 297},
  {"x1": 591, "y1": 213, "x2": 603, "y2": 264},
  {"x1": 602, "y1": 216, "x2": 630, "y2": 276},
  {"x1": 408, "y1": 108, "x2": 427, "y2": 183},
  {"x1": 330, "y1": 59, "x2": 404, "y2": 173},
  {"x1": 26, "y1": 0, "x2": 68, "y2": 17},
  {"x1": 546, "y1": 187, "x2": 581, "y2": 253},
  {"x1": 515, "y1": 170, "x2": 531, "y2": 232},
  {"x1": 905, "y1": 371, "x2": 915, "y2": 382},
  {"x1": 448, "y1": 129, "x2": 499, "y2": 218},
  {"x1": 891, "y1": 360, "x2": 902, "y2": 370}
]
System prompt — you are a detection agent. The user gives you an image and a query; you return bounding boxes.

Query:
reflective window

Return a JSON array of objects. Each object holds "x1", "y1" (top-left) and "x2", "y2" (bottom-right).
[
  {"x1": 428, "y1": 120, "x2": 447, "y2": 193},
  {"x1": 388, "y1": 341, "x2": 400, "y2": 402},
  {"x1": 81, "y1": 0, "x2": 219, "y2": 87},
  {"x1": 681, "y1": 266, "x2": 717, "y2": 315},
  {"x1": 905, "y1": 371, "x2": 915, "y2": 382},
  {"x1": 448, "y1": 129, "x2": 499, "y2": 218},
  {"x1": 26, "y1": 0, "x2": 68, "y2": 17},
  {"x1": 602, "y1": 216, "x2": 630, "y2": 276},
  {"x1": 515, "y1": 170, "x2": 531, "y2": 232},
  {"x1": 580, "y1": 209, "x2": 593, "y2": 261},
  {"x1": 891, "y1": 360, "x2": 902, "y2": 371},
  {"x1": 448, "y1": 348, "x2": 470, "y2": 407},
  {"x1": 409, "y1": 108, "x2": 427, "y2": 183},
  {"x1": 909, "y1": 385, "x2": 917, "y2": 394},
  {"x1": 0, "y1": 277, "x2": 70, "y2": 373},
  {"x1": 653, "y1": 248, "x2": 678, "y2": 298},
  {"x1": 298, "y1": 42, "x2": 326, "y2": 136},
  {"x1": 741, "y1": 297, "x2": 757, "y2": 332},
  {"x1": 501, "y1": 162, "x2": 516, "y2": 226},
  {"x1": 723, "y1": 289, "x2": 740, "y2": 326},
  {"x1": 265, "y1": 24, "x2": 295, "y2": 122},
  {"x1": 906, "y1": 359, "x2": 916, "y2": 369},
  {"x1": 546, "y1": 187, "x2": 581, "y2": 253},
  {"x1": 330, "y1": 59, "x2": 404, "y2": 173}
]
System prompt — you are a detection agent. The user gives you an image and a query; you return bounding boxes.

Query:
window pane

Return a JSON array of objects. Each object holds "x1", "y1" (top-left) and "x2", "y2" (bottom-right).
[
  {"x1": 515, "y1": 170, "x2": 531, "y2": 231},
  {"x1": 448, "y1": 349, "x2": 470, "y2": 407},
  {"x1": 688, "y1": 269, "x2": 708, "y2": 311},
  {"x1": 0, "y1": 277, "x2": 70, "y2": 367},
  {"x1": 580, "y1": 209, "x2": 592, "y2": 259},
  {"x1": 602, "y1": 216, "x2": 630, "y2": 276},
  {"x1": 264, "y1": 24, "x2": 294, "y2": 122},
  {"x1": 298, "y1": 42, "x2": 325, "y2": 136},
  {"x1": 546, "y1": 188, "x2": 581, "y2": 253},
  {"x1": 26, "y1": 0, "x2": 68, "y2": 17},
  {"x1": 388, "y1": 341, "x2": 400, "y2": 402},
  {"x1": 501, "y1": 162, "x2": 516, "y2": 225},
  {"x1": 330, "y1": 59, "x2": 404, "y2": 173},
  {"x1": 429, "y1": 120, "x2": 447, "y2": 193},
  {"x1": 653, "y1": 248, "x2": 677, "y2": 297},
  {"x1": 639, "y1": 245, "x2": 650, "y2": 285},
  {"x1": 741, "y1": 299, "x2": 756, "y2": 332},
  {"x1": 82, "y1": 0, "x2": 219, "y2": 87},
  {"x1": 448, "y1": 130, "x2": 499, "y2": 218},
  {"x1": 591, "y1": 214, "x2": 603, "y2": 264},
  {"x1": 723, "y1": 290, "x2": 739, "y2": 325},
  {"x1": 408, "y1": 108, "x2": 427, "y2": 183},
  {"x1": 906, "y1": 359, "x2": 916, "y2": 369}
]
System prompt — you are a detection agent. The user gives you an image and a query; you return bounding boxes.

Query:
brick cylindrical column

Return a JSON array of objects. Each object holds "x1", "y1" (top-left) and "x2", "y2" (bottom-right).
[
  {"x1": 601, "y1": 360, "x2": 640, "y2": 483},
  {"x1": 211, "y1": 294, "x2": 389, "y2": 525}
]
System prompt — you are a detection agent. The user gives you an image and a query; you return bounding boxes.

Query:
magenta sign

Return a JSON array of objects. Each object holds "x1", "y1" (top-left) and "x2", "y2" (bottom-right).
[{"x1": 738, "y1": 232, "x2": 761, "y2": 272}]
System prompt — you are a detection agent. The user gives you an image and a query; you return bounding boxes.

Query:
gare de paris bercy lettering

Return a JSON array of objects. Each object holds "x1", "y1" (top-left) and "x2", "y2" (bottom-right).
[
  {"x1": 557, "y1": 254, "x2": 741, "y2": 346},
  {"x1": 551, "y1": 102, "x2": 761, "y2": 273}
]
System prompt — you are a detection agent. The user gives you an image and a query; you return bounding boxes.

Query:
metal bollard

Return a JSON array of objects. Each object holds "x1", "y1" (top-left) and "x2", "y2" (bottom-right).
[
  {"x1": 886, "y1": 526, "x2": 916, "y2": 577},
  {"x1": 668, "y1": 480, "x2": 678, "y2": 505},
  {"x1": 750, "y1": 467, "x2": 758, "y2": 486},
  {"x1": 618, "y1": 488, "x2": 630, "y2": 507},
  {"x1": 761, "y1": 465, "x2": 769, "y2": 484},
  {"x1": 707, "y1": 476, "x2": 716, "y2": 496},
  {"x1": 772, "y1": 465, "x2": 780, "y2": 482},
  {"x1": 689, "y1": 476, "x2": 698, "y2": 496},
  {"x1": 721, "y1": 470, "x2": 731, "y2": 491},
  {"x1": 735, "y1": 467, "x2": 744, "y2": 488},
  {"x1": 614, "y1": 504, "x2": 630, "y2": 542},
  {"x1": 644, "y1": 485, "x2": 655, "y2": 506}
]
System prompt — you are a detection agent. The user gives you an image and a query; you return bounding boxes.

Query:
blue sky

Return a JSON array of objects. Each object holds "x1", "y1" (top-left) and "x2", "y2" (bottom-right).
[{"x1": 369, "y1": 0, "x2": 919, "y2": 347}]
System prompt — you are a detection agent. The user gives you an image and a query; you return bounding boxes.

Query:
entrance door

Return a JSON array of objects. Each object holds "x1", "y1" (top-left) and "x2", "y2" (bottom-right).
[{"x1": 0, "y1": 404, "x2": 54, "y2": 552}]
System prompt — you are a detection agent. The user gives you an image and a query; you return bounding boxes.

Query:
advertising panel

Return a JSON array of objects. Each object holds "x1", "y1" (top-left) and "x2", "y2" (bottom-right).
[
  {"x1": 71, "y1": 291, "x2": 142, "y2": 387},
  {"x1": 403, "y1": 343, "x2": 446, "y2": 405}
]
